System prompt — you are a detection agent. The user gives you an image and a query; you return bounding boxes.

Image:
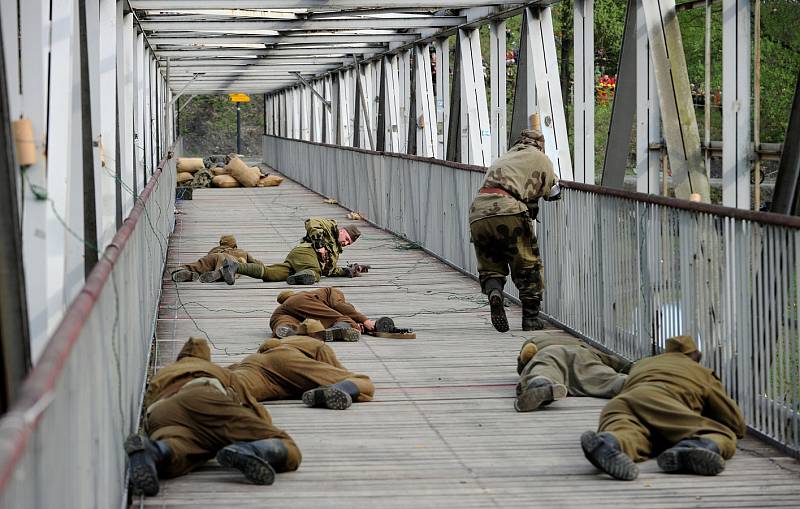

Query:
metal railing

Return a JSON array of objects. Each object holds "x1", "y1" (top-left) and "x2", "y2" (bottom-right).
[
  {"x1": 264, "y1": 134, "x2": 800, "y2": 457},
  {"x1": 0, "y1": 144, "x2": 178, "y2": 509}
]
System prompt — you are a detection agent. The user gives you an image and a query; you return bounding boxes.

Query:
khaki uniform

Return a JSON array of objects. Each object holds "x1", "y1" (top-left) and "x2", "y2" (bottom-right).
[
  {"x1": 180, "y1": 238, "x2": 261, "y2": 275},
  {"x1": 517, "y1": 336, "x2": 629, "y2": 399},
  {"x1": 228, "y1": 336, "x2": 374, "y2": 402},
  {"x1": 143, "y1": 338, "x2": 301, "y2": 478},
  {"x1": 468, "y1": 139, "x2": 556, "y2": 303},
  {"x1": 598, "y1": 352, "x2": 745, "y2": 462},
  {"x1": 270, "y1": 288, "x2": 368, "y2": 335}
]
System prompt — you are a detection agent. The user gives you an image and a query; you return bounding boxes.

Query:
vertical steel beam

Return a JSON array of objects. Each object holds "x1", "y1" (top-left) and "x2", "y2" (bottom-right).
[
  {"x1": 641, "y1": 0, "x2": 709, "y2": 200},
  {"x1": 78, "y1": 0, "x2": 99, "y2": 277},
  {"x1": 490, "y1": 20, "x2": 507, "y2": 162},
  {"x1": 601, "y1": 0, "x2": 636, "y2": 189},
  {"x1": 99, "y1": 0, "x2": 117, "y2": 244},
  {"x1": 458, "y1": 28, "x2": 491, "y2": 166},
  {"x1": 573, "y1": 0, "x2": 595, "y2": 183},
  {"x1": 120, "y1": 13, "x2": 136, "y2": 222},
  {"x1": 722, "y1": 0, "x2": 752, "y2": 209},
  {"x1": 377, "y1": 59, "x2": 387, "y2": 151},
  {"x1": 301, "y1": 84, "x2": 310, "y2": 141},
  {"x1": 324, "y1": 76, "x2": 333, "y2": 143},
  {"x1": 635, "y1": 1, "x2": 661, "y2": 194},
  {"x1": 415, "y1": 44, "x2": 437, "y2": 158},
  {"x1": 510, "y1": 9, "x2": 534, "y2": 148},
  {"x1": 446, "y1": 34, "x2": 462, "y2": 162},
  {"x1": 398, "y1": 49, "x2": 412, "y2": 152},
  {"x1": 383, "y1": 55, "x2": 401, "y2": 153},
  {"x1": 771, "y1": 70, "x2": 800, "y2": 215},
  {"x1": 434, "y1": 37, "x2": 450, "y2": 159}
]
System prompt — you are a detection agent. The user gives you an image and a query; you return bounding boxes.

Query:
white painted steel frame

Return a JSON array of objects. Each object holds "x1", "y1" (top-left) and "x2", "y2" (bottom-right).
[
  {"x1": 415, "y1": 44, "x2": 438, "y2": 158},
  {"x1": 635, "y1": 0, "x2": 662, "y2": 195},
  {"x1": 458, "y1": 28, "x2": 491, "y2": 167},
  {"x1": 573, "y1": 0, "x2": 594, "y2": 183},
  {"x1": 489, "y1": 20, "x2": 507, "y2": 162},
  {"x1": 434, "y1": 38, "x2": 450, "y2": 158}
]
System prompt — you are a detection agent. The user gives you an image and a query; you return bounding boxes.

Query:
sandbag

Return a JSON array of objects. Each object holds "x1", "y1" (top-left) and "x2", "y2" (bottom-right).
[
  {"x1": 177, "y1": 157, "x2": 205, "y2": 173},
  {"x1": 257, "y1": 175, "x2": 284, "y2": 187},
  {"x1": 177, "y1": 172, "x2": 193, "y2": 184},
  {"x1": 212, "y1": 175, "x2": 241, "y2": 188},
  {"x1": 211, "y1": 167, "x2": 230, "y2": 176},
  {"x1": 226, "y1": 156, "x2": 260, "y2": 187}
]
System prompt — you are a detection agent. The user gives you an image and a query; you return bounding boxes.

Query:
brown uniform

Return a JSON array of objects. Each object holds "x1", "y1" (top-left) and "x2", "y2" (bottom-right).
[
  {"x1": 517, "y1": 336, "x2": 629, "y2": 399},
  {"x1": 598, "y1": 352, "x2": 745, "y2": 462},
  {"x1": 228, "y1": 336, "x2": 374, "y2": 402},
  {"x1": 143, "y1": 338, "x2": 301, "y2": 478},
  {"x1": 270, "y1": 288, "x2": 368, "y2": 336},
  {"x1": 180, "y1": 236, "x2": 261, "y2": 275}
]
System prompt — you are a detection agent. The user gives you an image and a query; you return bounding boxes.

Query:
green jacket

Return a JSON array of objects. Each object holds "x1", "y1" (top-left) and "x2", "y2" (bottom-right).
[{"x1": 302, "y1": 217, "x2": 347, "y2": 276}]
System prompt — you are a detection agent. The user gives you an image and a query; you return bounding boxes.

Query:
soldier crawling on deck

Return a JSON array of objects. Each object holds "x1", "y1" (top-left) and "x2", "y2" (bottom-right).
[
  {"x1": 270, "y1": 288, "x2": 377, "y2": 341},
  {"x1": 124, "y1": 337, "x2": 301, "y2": 497},
  {"x1": 514, "y1": 334, "x2": 631, "y2": 412},
  {"x1": 581, "y1": 335, "x2": 745, "y2": 481},
  {"x1": 468, "y1": 128, "x2": 560, "y2": 333},
  {"x1": 227, "y1": 319, "x2": 375, "y2": 410},
  {"x1": 170, "y1": 234, "x2": 262, "y2": 283},
  {"x1": 221, "y1": 217, "x2": 368, "y2": 285}
]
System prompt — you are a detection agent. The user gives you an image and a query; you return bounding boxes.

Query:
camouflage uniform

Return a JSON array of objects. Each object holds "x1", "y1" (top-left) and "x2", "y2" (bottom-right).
[
  {"x1": 468, "y1": 130, "x2": 557, "y2": 330},
  {"x1": 141, "y1": 338, "x2": 301, "y2": 478}
]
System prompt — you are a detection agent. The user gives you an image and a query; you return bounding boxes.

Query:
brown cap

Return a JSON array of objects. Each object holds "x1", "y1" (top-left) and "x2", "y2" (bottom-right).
[
  {"x1": 219, "y1": 235, "x2": 237, "y2": 248},
  {"x1": 343, "y1": 224, "x2": 361, "y2": 243},
  {"x1": 277, "y1": 290, "x2": 295, "y2": 304},
  {"x1": 257, "y1": 338, "x2": 282, "y2": 353},
  {"x1": 297, "y1": 318, "x2": 325, "y2": 335},
  {"x1": 665, "y1": 335, "x2": 698, "y2": 354},
  {"x1": 177, "y1": 337, "x2": 211, "y2": 361}
]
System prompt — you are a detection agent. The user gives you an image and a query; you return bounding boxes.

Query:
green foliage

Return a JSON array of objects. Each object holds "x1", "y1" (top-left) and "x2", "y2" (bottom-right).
[{"x1": 179, "y1": 94, "x2": 264, "y2": 157}]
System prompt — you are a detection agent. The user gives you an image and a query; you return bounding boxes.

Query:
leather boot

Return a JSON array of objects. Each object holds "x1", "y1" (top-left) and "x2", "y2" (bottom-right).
[
  {"x1": 216, "y1": 438, "x2": 289, "y2": 485},
  {"x1": 522, "y1": 299, "x2": 545, "y2": 331},
  {"x1": 274, "y1": 324, "x2": 297, "y2": 338},
  {"x1": 515, "y1": 377, "x2": 567, "y2": 412},
  {"x1": 172, "y1": 269, "x2": 198, "y2": 282},
  {"x1": 580, "y1": 431, "x2": 639, "y2": 481},
  {"x1": 287, "y1": 269, "x2": 316, "y2": 285},
  {"x1": 657, "y1": 437, "x2": 725, "y2": 476},
  {"x1": 125, "y1": 434, "x2": 172, "y2": 496},
  {"x1": 483, "y1": 278, "x2": 508, "y2": 333},
  {"x1": 220, "y1": 258, "x2": 240, "y2": 285},
  {"x1": 302, "y1": 380, "x2": 359, "y2": 410},
  {"x1": 322, "y1": 322, "x2": 360, "y2": 342}
]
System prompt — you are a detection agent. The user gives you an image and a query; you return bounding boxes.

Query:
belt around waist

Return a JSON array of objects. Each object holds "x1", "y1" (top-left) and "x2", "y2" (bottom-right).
[{"x1": 478, "y1": 187, "x2": 514, "y2": 198}]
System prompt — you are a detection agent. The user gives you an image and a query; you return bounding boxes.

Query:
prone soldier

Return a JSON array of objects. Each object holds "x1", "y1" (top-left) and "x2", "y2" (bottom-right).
[
  {"x1": 171, "y1": 234, "x2": 263, "y2": 283},
  {"x1": 124, "y1": 338, "x2": 301, "y2": 497},
  {"x1": 581, "y1": 335, "x2": 745, "y2": 480},
  {"x1": 223, "y1": 218, "x2": 366, "y2": 285},
  {"x1": 270, "y1": 288, "x2": 377, "y2": 341},
  {"x1": 515, "y1": 335, "x2": 630, "y2": 412},
  {"x1": 468, "y1": 128, "x2": 560, "y2": 333}
]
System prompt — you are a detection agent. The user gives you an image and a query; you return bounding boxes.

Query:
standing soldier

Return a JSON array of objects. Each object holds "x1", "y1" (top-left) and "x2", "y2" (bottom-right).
[
  {"x1": 228, "y1": 321, "x2": 375, "y2": 410},
  {"x1": 171, "y1": 234, "x2": 263, "y2": 283},
  {"x1": 223, "y1": 218, "x2": 366, "y2": 285},
  {"x1": 270, "y1": 288, "x2": 377, "y2": 339},
  {"x1": 515, "y1": 334, "x2": 630, "y2": 412},
  {"x1": 468, "y1": 126, "x2": 560, "y2": 332},
  {"x1": 581, "y1": 335, "x2": 745, "y2": 480},
  {"x1": 124, "y1": 338, "x2": 301, "y2": 497}
]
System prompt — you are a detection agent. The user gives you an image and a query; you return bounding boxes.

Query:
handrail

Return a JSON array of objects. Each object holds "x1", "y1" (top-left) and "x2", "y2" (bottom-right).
[{"x1": 0, "y1": 149, "x2": 173, "y2": 494}]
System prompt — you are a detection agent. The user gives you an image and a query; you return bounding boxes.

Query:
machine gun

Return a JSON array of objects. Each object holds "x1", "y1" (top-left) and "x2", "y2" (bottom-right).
[{"x1": 366, "y1": 317, "x2": 416, "y2": 339}]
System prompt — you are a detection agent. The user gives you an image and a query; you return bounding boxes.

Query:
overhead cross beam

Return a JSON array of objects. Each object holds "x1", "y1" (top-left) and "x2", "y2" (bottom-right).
[
  {"x1": 139, "y1": 16, "x2": 466, "y2": 31},
  {"x1": 130, "y1": 0, "x2": 516, "y2": 8},
  {"x1": 147, "y1": 34, "x2": 422, "y2": 45}
]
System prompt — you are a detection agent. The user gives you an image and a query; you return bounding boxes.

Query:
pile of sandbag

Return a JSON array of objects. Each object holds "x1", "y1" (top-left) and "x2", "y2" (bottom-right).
[
  {"x1": 176, "y1": 154, "x2": 283, "y2": 189},
  {"x1": 176, "y1": 157, "x2": 204, "y2": 185}
]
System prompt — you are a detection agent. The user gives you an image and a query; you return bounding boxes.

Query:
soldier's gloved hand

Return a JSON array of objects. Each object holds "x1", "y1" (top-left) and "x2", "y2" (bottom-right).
[
  {"x1": 346, "y1": 263, "x2": 364, "y2": 277},
  {"x1": 543, "y1": 182, "x2": 562, "y2": 202},
  {"x1": 341, "y1": 265, "x2": 359, "y2": 278},
  {"x1": 363, "y1": 319, "x2": 376, "y2": 332}
]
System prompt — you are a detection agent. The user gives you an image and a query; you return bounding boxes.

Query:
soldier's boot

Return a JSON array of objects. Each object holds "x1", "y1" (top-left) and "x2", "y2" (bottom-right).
[
  {"x1": 124, "y1": 434, "x2": 172, "y2": 497},
  {"x1": 322, "y1": 322, "x2": 361, "y2": 342},
  {"x1": 302, "y1": 380, "x2": 359, "y2": 410},
  {"x1": 216, "y1": 438, "x2": 289, "y2": 485},
  {"x1": 374, "y1": 316, "x2": 395, "y2": 332},
  {"x1": 580, "y1": 431, "x2": 639, "y2": 481},
  {"x1": 274, "y1": 324, "x2": 297, "y2": 338},
  {"x1": 656, "y1": 438, "x2": 726, "y2": 476},
  {"x1": 286, "y1": 269, "x2": 316, "y2": 286},
  {"x1": 482, "y1": 278, "x2": 509, "y2": 333},
  {"x1": 236, "y1": 262, "x2": 266, "y2": 282},
  {"x1": 220, "y1": 258, "x2": 240, "y2": 285},
  {"x1": 521, "y1": 299, "x2": 545, "y2": 331},
  {"x1": 171, "y1": 269, "x2": 199, "y2": 282},
  {"x1": 199, "y1": 270, "x2": 222, "y2": 283},
  {"x1": 514, "y1": 376, "x2": 567, "y2": 412}
]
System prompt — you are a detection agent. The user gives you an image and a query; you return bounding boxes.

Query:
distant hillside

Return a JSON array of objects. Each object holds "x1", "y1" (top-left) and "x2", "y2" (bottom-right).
[{"x1": 178, "y1": 94, "x2": 265, "y2": 157}]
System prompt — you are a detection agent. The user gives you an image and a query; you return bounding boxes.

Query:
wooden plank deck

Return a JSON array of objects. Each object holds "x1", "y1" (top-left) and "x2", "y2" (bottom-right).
[{"x1": 145, "y1": 173, "x2": 800, "y2": 508}]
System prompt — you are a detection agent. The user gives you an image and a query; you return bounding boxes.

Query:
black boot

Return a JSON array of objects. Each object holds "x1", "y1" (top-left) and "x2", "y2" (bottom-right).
[
  {"x1": 514, "y1": 377, "x2": 567, "y2": 412},
  {"x1": 216, "y1": 438, "x2": 289, "y2": 485},
  {"x1": 483, "y1": 278, "x2": 508, "y2": 333},
  {"x1": 125, "y1": 434, "x2": 172, "y2": 497},
  {"x1": 657, "y1": 437, "x2": 725, "y2": 476},
  {"x1": 287, "y1": 269, "x2": 316, "y2": 285},
  {"x1": 580, "y1": 431, "x2": 639, "y2": 480},
  {"x1": 322, "y1": 322, "x2": 360, "y2": 342},
  {"x1": 302, "y1": 380, "x2": 360, "y2": 410},
  {"x1": 220, "y1": 258, "x2": 239, "y2": 286},
  {"x1": 172, "y1": 269, "x2": 198, "y2": 282},
  {"x1": 522, "y1": 299, "x2": 545, "y2": 331}
]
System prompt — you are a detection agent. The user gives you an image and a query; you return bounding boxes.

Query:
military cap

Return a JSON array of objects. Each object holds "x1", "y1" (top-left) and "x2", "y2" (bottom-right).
[
  {"x1": 343, "y1": 224, "x2": 361, "y2": 242},
  {"x1": 177, "y1": 337, "x2": 211, "y2": 362},
  {"x1": 258, "y1": 338, "x2": 283, "y2": 353},
  {"x1": 665, "y1": 335, "x2": 698, "y2": 354},
  {"x1": 297, "y1": 318, "x2": 325, "y2": 335},
  {"x1": 277, "y1": 290, "x2": 295, "y2": 304},
  {"x1": 219, "y1": 234, "x2": 237, "y2": 248}
]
